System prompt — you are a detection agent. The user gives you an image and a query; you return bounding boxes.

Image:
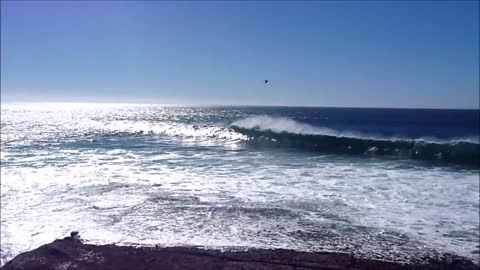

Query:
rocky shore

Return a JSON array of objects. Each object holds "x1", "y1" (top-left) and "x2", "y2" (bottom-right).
[{"x1": 2, "y1": 236, "x2": 478, "y2": 270}]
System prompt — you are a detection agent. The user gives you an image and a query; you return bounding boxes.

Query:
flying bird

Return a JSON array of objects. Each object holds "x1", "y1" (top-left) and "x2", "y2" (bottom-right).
[{"x1": 264, "y1": 80, "x2": 269, "y2": 85}]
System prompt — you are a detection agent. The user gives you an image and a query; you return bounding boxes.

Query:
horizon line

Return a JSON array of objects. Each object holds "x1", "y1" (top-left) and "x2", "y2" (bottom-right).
[{"x1": 1, "y1": 100, "x2": 478, "y2": 111}]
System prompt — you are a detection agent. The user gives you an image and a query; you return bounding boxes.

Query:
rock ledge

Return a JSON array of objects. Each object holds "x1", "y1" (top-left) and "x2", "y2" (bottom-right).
[{"x1": 2, "y1": 237, "x2": 478, "y2": 270}]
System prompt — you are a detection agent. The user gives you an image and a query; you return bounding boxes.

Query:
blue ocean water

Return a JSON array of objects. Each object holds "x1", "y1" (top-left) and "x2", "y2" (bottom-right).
[{"x1": 1, "y1": 103, "x2": 479, "y2": 265}]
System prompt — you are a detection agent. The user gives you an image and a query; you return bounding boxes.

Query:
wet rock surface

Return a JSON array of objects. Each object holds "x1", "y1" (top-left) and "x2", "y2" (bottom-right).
[{"x1": 2, "y1": 237, "x2": 478, "y2": 270}]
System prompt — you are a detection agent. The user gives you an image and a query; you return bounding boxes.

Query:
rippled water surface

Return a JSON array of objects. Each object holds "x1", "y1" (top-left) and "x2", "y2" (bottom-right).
[{"x1": 1, "y1": 103, "x2": 479, "y2": 265}]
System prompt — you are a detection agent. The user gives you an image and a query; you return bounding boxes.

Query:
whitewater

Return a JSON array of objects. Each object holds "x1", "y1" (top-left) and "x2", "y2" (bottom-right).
[{"x1": 1, "y1": 103, "x2": 479, "y2": 265}]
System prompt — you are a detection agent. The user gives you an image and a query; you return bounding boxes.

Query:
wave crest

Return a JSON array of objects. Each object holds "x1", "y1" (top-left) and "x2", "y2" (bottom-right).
[
  {"x1": 103, "y1": 121, "x2": 247, "y2": 142},
  {"x1": 232, "y1": 116, "x2": 480, "y2": 165}
]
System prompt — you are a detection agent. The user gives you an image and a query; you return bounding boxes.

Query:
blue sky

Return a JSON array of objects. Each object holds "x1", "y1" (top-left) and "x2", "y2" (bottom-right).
[{"x1": 1, "y1": 1, "x2": 479, "y2": 108}]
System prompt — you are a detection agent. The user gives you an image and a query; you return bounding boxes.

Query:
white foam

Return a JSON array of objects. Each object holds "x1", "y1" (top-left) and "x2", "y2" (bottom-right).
[{"x1": 233, "y1": 115, "x2": 338, "y2": 136}]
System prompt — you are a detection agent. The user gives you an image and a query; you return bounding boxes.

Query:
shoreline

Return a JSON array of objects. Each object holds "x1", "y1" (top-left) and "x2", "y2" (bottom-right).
[{"x1": 2, "y1": 237, "x2": 478, "y2": 270}]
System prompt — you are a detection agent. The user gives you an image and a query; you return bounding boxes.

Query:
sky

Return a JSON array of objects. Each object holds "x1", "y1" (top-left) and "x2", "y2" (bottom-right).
[{"x1": 1, "y1": 1, "x2": 479, "y2": 108}]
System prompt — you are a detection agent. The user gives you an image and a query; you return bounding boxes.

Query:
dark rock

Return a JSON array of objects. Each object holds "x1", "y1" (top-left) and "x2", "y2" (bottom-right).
[{"x1": 1, "y1": 238, "x2": 478, "y2": 270}]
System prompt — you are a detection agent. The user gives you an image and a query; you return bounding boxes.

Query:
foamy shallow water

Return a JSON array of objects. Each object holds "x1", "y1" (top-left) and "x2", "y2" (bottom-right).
[{"x1": 1, "y1": 103, "x2": 479, "y2": 265}]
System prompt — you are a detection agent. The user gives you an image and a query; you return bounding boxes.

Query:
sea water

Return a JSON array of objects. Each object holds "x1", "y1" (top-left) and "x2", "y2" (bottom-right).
[{"x1": 1, "y1": 103, "x2": 479, "y2": 265}]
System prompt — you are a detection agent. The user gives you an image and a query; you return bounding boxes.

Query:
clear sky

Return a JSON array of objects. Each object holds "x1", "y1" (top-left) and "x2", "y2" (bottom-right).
[{"x1": 1, "y1": 1, "x2": 479, "y2": 108}]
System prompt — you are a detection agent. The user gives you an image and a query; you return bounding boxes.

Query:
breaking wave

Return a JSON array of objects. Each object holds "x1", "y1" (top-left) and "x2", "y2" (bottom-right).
[
  {"x1": 102, "y1": 121, "x2": 247, "y2": 142},
  {"x1": 4, "y1": 114, "x2": 478, "y2": 165},
  {"x1": 232, "y1": 116, "x2": 480, "y2": 165}
]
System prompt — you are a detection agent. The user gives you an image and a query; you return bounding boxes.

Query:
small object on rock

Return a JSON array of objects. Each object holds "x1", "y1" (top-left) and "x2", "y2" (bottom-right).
[{"x1": 70, "y1": 231, "x2": 79, "y2": 238}]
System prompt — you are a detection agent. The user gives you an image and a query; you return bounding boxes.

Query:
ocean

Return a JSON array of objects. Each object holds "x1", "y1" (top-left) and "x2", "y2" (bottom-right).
[{"x1": 1, "y1": 103, "x2": 479, "y2": 265}]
